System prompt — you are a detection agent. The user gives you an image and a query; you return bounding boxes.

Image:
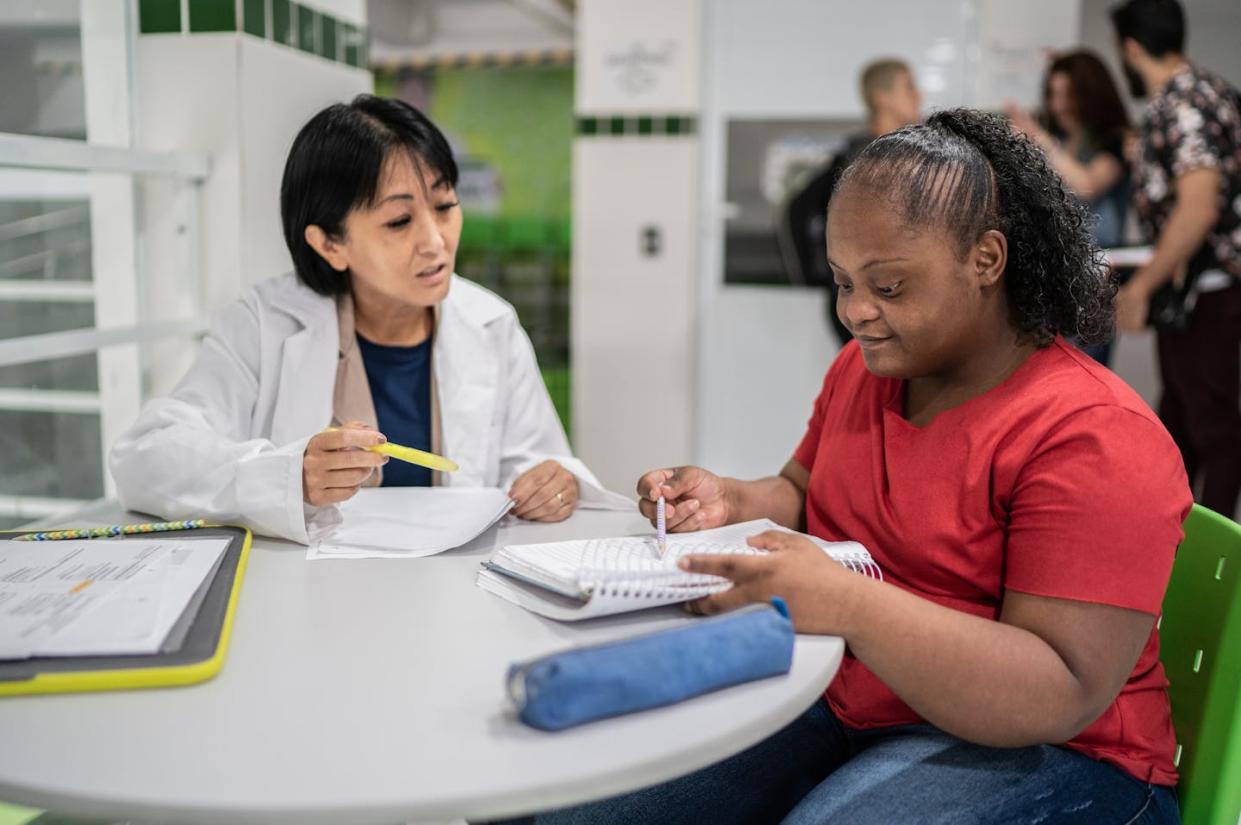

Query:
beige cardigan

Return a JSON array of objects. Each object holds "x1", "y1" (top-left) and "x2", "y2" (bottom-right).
[{"x1": 333, "y1": 291, "x2": 445, "y2": 488}]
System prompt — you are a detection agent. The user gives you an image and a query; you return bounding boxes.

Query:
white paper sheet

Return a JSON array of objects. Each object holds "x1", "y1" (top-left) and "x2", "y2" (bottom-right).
[
  {"x1": 0, "y1": 538, "x2": 228, "y2": 659},
  {"x1": 308, "y1": 487, "x2": 514, "y2": 560},
  {"x1": 35, "y1": 538, "x2": 228, "y2": 656}
]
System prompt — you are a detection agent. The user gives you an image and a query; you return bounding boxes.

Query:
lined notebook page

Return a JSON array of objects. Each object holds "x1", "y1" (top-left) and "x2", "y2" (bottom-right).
[{"x1": 478, "y1": 519, "x2": 881, "y2": 621}]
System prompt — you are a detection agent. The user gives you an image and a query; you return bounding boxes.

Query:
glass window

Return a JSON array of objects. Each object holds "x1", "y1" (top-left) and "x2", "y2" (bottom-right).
[
  {"x1": 0, "y1": 197, "x2": 95, "y2": 341},
  {"x1": 0, "y1": 2, "x2": 86, "y2": 140}
]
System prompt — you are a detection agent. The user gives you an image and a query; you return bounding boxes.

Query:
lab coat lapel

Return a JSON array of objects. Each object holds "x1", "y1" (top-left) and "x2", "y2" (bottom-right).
[
  {"x1": 436, "y1": 286, "x2": 499, "y2": 487},
  {"x1": 269, "y1": 286, "x2": 338, "y2": 447}
]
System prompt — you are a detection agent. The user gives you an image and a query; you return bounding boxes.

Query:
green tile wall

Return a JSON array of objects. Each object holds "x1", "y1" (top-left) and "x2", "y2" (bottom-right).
[
  {"x1": 575, "y1": 116, "x2": 697, "y2": 137},
  {"x1": 137, "y1": 0, "x2": 368, "y2": 70},
  {"x1": 273, "y1": 0, "x2": 296, "y2": 47},
  {"x1": 319, "y1": 15, "x2": 337, "y2": 61},
  {"x1": 298, "y1": 6, "x2": 317, "y2": 55},
  {"x1": 342, "y1": 22, "x2": 366, "y2": 68},
  {"x1": 188, "y1": 0, "x2": 235, "y2": 32},
  {"x1": 138, "y1": 0, "x2": 180, "y2": 34},
  {"x1": 243, "y1": 0, "x2": 265, "y2": 38}
]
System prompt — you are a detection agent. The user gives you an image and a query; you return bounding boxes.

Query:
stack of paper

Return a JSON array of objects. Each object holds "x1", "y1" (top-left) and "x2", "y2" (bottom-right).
[
  {"x1": 308, "y1": 487, "x2": 514, "y2": 560},
  {"x1": 0, "y1": 538, "x2": 228, "y2": 660}
]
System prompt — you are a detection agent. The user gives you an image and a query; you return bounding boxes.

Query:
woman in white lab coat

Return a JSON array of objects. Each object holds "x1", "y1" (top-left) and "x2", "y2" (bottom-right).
[{"x1": 110, "y1": 95, "x2": 618, "y2": 544}]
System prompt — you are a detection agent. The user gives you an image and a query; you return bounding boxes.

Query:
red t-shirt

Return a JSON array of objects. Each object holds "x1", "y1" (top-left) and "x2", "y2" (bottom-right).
[{"x1": 793, "y1": 339, "x2": 1191, "y2": 785}]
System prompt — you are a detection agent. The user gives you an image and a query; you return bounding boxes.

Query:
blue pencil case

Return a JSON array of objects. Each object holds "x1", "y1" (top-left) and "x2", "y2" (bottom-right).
[{"x1": 506, "y1": 599, "x2": 795, "y2": 731}]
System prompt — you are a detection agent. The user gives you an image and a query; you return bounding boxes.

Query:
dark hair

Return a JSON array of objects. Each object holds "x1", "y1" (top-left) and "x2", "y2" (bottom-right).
[
  {"x1": 1042, "y1": 50, "x2": 1131, "y2": 146},
  {"x1": 1110, "y1": 0, "x2": 1185, "y2": 57},
  {"x1": 280, "y1": 94, "x2": 459, "y2": 296},
  {"x1": 834, "y1": 108, "x2": 1114, "y2": 347}
]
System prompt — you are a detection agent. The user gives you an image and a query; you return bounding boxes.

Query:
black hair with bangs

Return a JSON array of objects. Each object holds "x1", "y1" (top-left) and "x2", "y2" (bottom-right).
[
  {"x1": 833, "y1": 108, "x2": 1114, "y2": 346},
  {"x1": 280, "y1": 94, "x2": 459, "y2": 297}
]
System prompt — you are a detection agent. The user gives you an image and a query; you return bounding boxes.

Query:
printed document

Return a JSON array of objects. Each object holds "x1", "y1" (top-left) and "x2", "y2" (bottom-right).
[
  {"x1": 0, "y1": 538, "x2": 228, "y2": 660},
  {"x1": 308, "y1": 487, "x2": 514, "y2": 559}
]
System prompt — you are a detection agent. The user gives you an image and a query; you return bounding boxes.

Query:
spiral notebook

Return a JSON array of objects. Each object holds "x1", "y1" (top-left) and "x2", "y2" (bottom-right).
[{"x1": 476, "y1": 519, "x2": 881, "y2": 621}]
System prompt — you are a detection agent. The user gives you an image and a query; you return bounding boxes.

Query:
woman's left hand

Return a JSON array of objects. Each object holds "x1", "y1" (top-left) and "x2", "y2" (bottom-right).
[
  {"x1": 509, "y1": 460, "x2": 579, "y2": 522},
  {"x1": 679, "y1": 530, "x2": 860, "y2": 634}
]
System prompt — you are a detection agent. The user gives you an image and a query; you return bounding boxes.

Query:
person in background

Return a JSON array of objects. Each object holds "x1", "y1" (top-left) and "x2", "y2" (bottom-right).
[
  {"x1": 110, "y1": 96, "x2": 619, "y2": 544},
  {"x1": 1007, "y1": 50, "x2": 1133, "y2": 364},
  {"x1": 779, "y1": 58, "x2": 922, "y2": 346},
  {"x1": 1110, "y1": 0, "x2": 1241, "y2": 519}
]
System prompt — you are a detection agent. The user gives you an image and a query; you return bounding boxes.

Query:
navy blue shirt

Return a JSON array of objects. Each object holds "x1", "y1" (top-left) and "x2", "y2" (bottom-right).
[{"x1": 356, "y1": 333, "x2": 432, "y2": 487}]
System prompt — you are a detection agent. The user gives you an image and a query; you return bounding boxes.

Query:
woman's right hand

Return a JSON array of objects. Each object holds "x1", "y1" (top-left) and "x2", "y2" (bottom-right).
[
  {"x1": 636, "y1": 466, "x2": 733, "y2": 533},
  {"x1": 302, "y1": 422, "x2": 388, "y2": 506}
]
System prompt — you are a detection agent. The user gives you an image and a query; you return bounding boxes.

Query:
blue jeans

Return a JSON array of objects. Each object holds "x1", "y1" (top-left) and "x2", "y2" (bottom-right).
[{"x1": 495, "y1": 700, "x2": 1179, "y2": 824}]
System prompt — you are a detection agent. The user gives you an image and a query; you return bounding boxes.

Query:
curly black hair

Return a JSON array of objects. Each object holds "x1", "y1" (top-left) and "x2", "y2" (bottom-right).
[{"x1": 834, "y1": 108, "x2": 1115, "y2": 347}]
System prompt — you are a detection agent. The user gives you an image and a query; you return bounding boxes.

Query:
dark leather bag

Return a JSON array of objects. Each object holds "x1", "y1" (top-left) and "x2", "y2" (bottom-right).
[
  {"x1": 1147, "y1": 274, "x2": 1200, "y2": 331},
  {"x1": 1147, "y1": 246, "x2": 1217, "y2": 331}
]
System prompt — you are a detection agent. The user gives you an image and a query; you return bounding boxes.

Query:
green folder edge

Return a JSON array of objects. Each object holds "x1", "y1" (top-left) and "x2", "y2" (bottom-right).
[{"x1": 0, "y1": 525, "x2": 252, "y2": 697}]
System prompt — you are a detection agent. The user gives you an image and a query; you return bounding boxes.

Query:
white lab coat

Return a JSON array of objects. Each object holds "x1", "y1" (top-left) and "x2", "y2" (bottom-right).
[{"x1": 109, "y1": 273, "x2": 626, "y2": 543}]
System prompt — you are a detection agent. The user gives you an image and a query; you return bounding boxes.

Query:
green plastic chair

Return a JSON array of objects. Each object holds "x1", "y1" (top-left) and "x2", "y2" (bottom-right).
[
  {"x1": 0, "y1": 803, "x2": 40, "y2": 825},
  {"x1": 1160, "y1": 504, "x2": 1241, "y2": 825}
]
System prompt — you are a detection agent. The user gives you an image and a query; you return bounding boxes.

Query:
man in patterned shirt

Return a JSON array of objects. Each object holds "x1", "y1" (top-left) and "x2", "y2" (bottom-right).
[{"x1": 1112, "y1": 0, "x2": 1241, "y2": 517}]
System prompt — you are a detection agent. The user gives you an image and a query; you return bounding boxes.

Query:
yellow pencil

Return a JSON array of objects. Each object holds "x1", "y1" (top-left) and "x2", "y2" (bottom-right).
[
  {"x1": 370, "y1": 441, "x2": 459, "y2": 473},
  {"x1": 325, "y1": 427, "x2": 459, "y2": 473}
]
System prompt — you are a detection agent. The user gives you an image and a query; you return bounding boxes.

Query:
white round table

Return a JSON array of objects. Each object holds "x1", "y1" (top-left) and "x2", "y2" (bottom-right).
[{"x1": 0, "y1": 504, "x2": 844, "y2": 824}]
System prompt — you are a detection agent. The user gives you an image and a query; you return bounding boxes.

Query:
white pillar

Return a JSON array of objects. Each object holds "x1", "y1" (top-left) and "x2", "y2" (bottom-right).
[
  {"x1": 571, "y1": 0, "x2": 702, "y2": 493},
  {"x1": 81, "y1": 0, "x2": 141, "y2": 497}
]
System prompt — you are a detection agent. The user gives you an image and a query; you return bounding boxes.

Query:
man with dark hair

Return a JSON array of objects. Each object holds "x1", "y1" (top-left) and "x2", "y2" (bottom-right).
[
  {"x1": 1111, "y1": 0, "x2": 1241, "y2": 517},
  {"x1": 778, "y1": 58, "x2": 921, "y2": 345}
]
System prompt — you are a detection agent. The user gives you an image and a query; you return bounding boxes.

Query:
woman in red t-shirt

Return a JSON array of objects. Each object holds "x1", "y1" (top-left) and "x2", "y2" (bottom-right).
[{"x1": 513, "y1": 110, "x2": 1191, "y2": 824}]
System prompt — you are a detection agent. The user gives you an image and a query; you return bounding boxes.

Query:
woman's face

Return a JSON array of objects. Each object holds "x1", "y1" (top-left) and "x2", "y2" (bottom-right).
[
  {"x1": 1046, "y1": 71, "x2": 1080, "y2": 135},
  {"x1": 329, "y1": 151, "x2": 462, "y2": 308},
  {"x1": 827, "y1": 183, "x2": 1006, "y2": 380}
]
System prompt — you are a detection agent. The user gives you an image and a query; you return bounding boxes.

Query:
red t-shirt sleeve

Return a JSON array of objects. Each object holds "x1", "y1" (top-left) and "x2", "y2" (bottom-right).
[{"x1": 1004, "y1": 405, "x2": 1191, "y2": 614}]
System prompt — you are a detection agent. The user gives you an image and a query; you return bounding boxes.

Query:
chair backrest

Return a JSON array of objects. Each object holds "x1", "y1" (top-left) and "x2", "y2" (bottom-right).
[{"x1": 1160, "y1": 504, "x2": 1241, "y2": 825}]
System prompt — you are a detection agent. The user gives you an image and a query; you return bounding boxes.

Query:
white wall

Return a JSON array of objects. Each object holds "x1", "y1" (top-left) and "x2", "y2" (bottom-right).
[
  {"x1": 134, "y1": 28, "x2": 369, "y2": 398},
  {"x1": 239, "y1": 38, "x2": 374, "y2": 286},
  {"x1": 576, "y1": 0, "x2": 700, "y2": 114},
  {"x1": 696, "y1": 287, "x2": 835, "y2": 479},
  {"x1": 137, "y1": 36, "x2": 245, "y2": 316},
  {"x1": 705, "y1": 0, "x2": 974, "y2": 119},
  {"x1": 974, "y1": 0, "x2": 1083, "y2": 108},
  {"x1": 308, "y1": 0, "x2": 365, "y2": 26}
]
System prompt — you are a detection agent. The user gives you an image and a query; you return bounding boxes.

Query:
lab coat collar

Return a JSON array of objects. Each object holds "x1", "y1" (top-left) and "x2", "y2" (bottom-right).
[
  {"x1": 267, "y1": 276, "x2": 337, "y2": 447},
  {"x1": 266, "y1": 271, "x2": 336, "y2": 329}
]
